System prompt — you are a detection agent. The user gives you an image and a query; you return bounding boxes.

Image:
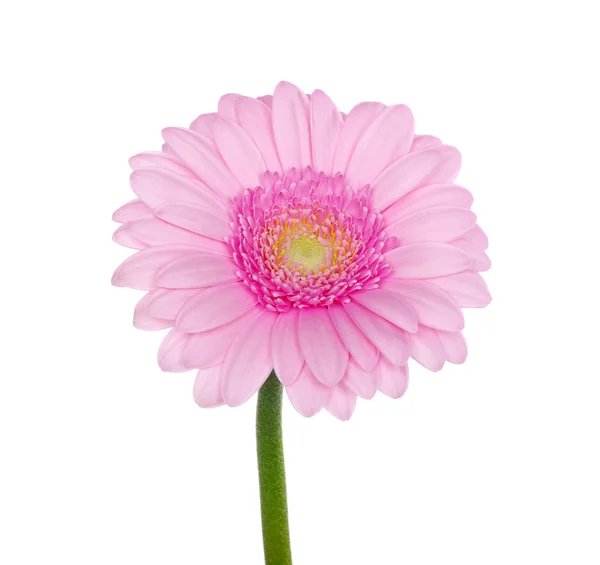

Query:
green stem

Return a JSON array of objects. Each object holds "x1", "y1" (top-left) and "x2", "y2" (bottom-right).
[{"x1": 256, "y1": 371, "x2": 293, "y2": 565}]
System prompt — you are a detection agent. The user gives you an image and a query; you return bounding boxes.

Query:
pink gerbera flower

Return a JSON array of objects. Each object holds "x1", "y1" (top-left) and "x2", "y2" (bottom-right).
[{"x1": 112, "y1": 81, "x2": 491, "y2": 420}]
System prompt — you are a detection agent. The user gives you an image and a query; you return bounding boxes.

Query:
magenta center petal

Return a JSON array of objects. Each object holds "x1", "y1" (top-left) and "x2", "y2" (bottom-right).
[{"x1": 229, "y1": 167, "x2": 392, "y2": 312}]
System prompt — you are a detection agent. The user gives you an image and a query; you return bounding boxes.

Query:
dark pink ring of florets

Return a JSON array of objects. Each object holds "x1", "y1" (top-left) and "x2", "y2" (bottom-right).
[{"x1": 227, "y1": 167, "x2": 395, "y2": 312}]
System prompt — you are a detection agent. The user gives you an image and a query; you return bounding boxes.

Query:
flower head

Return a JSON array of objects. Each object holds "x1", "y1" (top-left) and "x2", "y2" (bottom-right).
[{"x1": 112, "y1": 81, "x2": 491, "y2": 420}]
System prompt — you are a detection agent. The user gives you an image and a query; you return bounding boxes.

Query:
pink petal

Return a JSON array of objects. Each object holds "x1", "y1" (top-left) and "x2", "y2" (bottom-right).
[
  {"x1": 387, "y1": 206, "x2": 477, "y2": 244},
  {"x1": 129, "y1": 151, "x2": 192, "y2": 176},
  {"x1": 345, "y1": 104, "x2": 415, "y2": 187},
  {"x1": 451, "y1": 238, "x2": 492, "y2": 271},
  {"x1": 257, "y1": 95, "x2": 273, "y2": 108},
  {"x1": 325, "y1": 384, "x2": 357, "y2": 421},
  {"x1": 130, "y1": 168, "x2": 227, "y2": 214},
  {"x1": 176, "y1": 282, "x2": 258, "y2": 333},
  {"x1": 236, "y1": 96, "x2": 282, "y2": 173},
  {"x1": 156, "y1": 253, "x2": 238, "y2": 289},
  {"x1": 370, "y1": 149, "x2": 443, "y2": 211},
  {"x1": 462, "y1": 225, "x2": 489, "y2": 250},
  {"x1": 189, "y1": 112, "x2": 218, "y2": 142},
  {"x1": 211, "y1": 117, "x2": 266, "y2": 188},
  {"x1": 385, "y1": 242, "x2": 471, "y2": 278},
  {"x1": 328, "y1": 304, "x2": 379, "y2": 372},
  {"x1": 383, "y1": 279, "x2": 464, "y2": 331},
  {"x1": 332, "y1": 102, "x2": 386, "y2": 174},
  {"x1": 310, "y1": 89, "x2": 343, "y2": 176},
  {"x1": 271, "y1": 310, "x2": 303, "y2": 385},
  {"x1": 153, "y1": 201, "x2": 230, "y2": 242},
  {"x1": 410, "y1": 135, "x2": 442, "y2": 151},
  {"x1": 409, "y1": 325, "x2": 445, "y2": 371},
  {"x1": 146, "y1": 288, "x2": 201, "y2": 321},
  {"x1": 124, "y1": 217, "x2": 230, "y2": 253},
  {"x1": 221, "y1": 309, "x2": 277, "y2": 407},
  {"x1": 344, "y1": 359, "x2": 377, "y2": 400},
  {"x1": 162, "y1": 143, "x2": 176, "y2": 156},
  {"x1": 383, "y1": 183, "x2": 474, "y2": 222},
  {"x1": 430, "y1": 272, "x2": 491, "y2": 308},
  {"x1": 112, "y1": 199, "x2": 152, "y2": 223},
  {"x1": 184, "y1": 307, "x2": 260, "y2": 369},
  {"x1": 193, "y1": 366, "x2": 224, "y2": 408},
  {"x1": 285, "y1": 365, "x2": 330, "y2": 417},
  {"x1": 437, "y1": 331, "x2": 468, "y2": 364},
  {"x1": 272, "y1": 81, "x2": 312, "y2": 171},
  {"x1": 112, "y1": 246, "x2": 198, "y2": 290},
  {"x1": 351, "y1": 289, "x2": 418, "y2": 332},
  {"x1": 157, "y1": 330, "x2": 191, "y2": 372},
  {"x1": 343, "y1": 302, "x2": 409, "y2": 366},
  {"x1": 376, "y1": 358, "x2": 409, "y2": 399},
  {"x1": 426, "y1": 145, "x2": 461, "y2": 184},
  {"x1": 298, "y1": 308, "x2": 348, "y2": 387},
  {"x1": 161, "y1": 127, "x2": 241, "y2": 199},
  {"x1": 133, "y1": 291, "x2": 172, "y2": 331},
  {"x1": 217, "y1": 93, "x2": 241, "y2": 121},
  {"x1": 113, "y1": 223, "x2": 146, "y2": 250}
]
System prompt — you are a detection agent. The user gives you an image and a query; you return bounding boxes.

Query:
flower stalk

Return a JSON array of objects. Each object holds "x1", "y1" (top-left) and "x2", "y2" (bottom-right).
[{"x1": 256, "y1": 371, "x2": 293, "y2": 565}]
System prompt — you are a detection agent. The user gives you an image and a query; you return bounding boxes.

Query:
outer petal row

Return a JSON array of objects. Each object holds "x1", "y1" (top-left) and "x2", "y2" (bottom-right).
[{"x1": 136, "y1": 277, "x2": 469, "y2": 420}]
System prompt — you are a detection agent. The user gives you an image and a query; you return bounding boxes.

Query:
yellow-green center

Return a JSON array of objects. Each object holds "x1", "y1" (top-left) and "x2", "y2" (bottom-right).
[{"x1": 287, "y1": 236, "x2": 326, "y2": 271}]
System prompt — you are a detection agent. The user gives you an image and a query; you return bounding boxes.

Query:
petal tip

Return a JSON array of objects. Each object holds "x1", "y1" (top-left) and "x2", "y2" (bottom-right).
[{"x1": 111, "y1": 268, "x2": 124, "y2": 287}]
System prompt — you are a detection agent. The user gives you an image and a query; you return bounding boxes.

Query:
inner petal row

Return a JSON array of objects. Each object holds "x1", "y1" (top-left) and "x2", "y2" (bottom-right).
[{"x1": 229, "y1": 167, "x2": 393, "y2": 312}]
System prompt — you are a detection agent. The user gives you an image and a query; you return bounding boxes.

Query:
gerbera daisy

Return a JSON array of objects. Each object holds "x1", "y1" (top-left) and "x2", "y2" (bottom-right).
[{"x1": 112, "y1": 81, "x2": 490, "y2": 421}]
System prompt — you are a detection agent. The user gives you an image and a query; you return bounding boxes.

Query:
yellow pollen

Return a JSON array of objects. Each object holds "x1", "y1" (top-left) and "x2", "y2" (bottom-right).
[{"x1": 287, "y1": 236, "x2": 326, "y2": 272}]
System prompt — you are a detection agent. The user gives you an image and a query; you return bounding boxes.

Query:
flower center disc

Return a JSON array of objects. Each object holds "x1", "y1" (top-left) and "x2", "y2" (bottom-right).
[{"x1": 285, "y1": 236, "x2": 326, "y2": 272}]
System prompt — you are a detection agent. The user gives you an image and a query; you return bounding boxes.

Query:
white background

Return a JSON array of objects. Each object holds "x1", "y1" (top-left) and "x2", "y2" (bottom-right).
[{"x1": 1, "y1": 1, "x2": 599, "y2": 563}]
